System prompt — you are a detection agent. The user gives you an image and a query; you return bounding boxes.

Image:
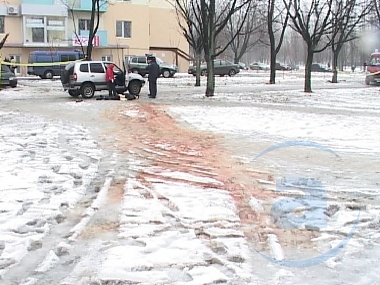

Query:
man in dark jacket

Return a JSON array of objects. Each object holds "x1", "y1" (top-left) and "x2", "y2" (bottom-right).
[{"x1": 147, "y1": 56, "x2": 160, "y2": 98}]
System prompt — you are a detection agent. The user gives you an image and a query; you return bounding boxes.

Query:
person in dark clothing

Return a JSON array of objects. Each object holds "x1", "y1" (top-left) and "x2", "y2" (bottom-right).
[
  {"x1": 10, "y1": 56, "x2": 16, "y2": 74},
  {"x1": 147, "y1": 56, "x2": 160, "y2": 98},
  {"x1": 106, "y1": 63, "x2": 117, "y2": 98}
]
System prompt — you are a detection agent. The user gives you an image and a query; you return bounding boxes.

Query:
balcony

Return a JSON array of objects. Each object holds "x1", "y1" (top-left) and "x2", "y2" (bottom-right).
[
  {"x1": 67, "y1": 0, "x2": 108, "y2": 12},
  {"x1": 21, "y1": 0, "x2": 108, "y2": 12},
  {"x1": 22, "y1": 0, "x2": 54, "y2": 4}
]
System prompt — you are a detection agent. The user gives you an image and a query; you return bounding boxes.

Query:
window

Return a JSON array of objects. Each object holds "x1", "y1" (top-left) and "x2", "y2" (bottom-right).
[
  {"x1": 0, "y1": 16, "x2": 4, "y2": 34},
  {"x1": 32, "y1": 28, "x2": 44, "y2": 43},
  {"x1": 61, "y1": 54, "x2": 77, "y2": 62},
  {"x1": 137, "y1": 57, "x2": 146, "y2": 64},
  {"x1": 25, "y1": 16, "x2": 66, "y2": 45},
  {"x1": 89, "y1": 63, "x2": 105, "y2": 73},
  {"x1": 79, "y1": 63, "x2": 89, "y2": 72},
  {"x1": 78, "y1": 19, "x2": 91, "y2": 34},
  {"x1": 116, "y1": 21, "x2": 131, "y2": 38},
  {"x1": 101, "y1": 55, "x2": 112, "y2": 62}
]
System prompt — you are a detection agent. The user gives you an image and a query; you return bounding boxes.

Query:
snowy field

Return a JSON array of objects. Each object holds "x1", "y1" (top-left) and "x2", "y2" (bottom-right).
[{"x1": 0, "y1": 70, "x2": 379, "y2": 285}]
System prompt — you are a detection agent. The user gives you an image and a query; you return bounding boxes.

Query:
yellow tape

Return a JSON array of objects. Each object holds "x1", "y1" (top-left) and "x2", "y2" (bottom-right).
[{"x1": 0, "y1": 59, "x2": 84, "y2": 67}]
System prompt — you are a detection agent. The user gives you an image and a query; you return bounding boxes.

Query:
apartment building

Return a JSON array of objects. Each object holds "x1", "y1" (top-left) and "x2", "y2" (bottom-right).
[{"x1": 0, "y1": 0, "x2": 190, "y2": 75}]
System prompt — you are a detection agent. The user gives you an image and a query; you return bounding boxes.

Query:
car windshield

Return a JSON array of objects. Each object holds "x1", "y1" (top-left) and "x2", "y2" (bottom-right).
[{"x1": 369, "y1": 56, "x2": 380, "y2": 65}]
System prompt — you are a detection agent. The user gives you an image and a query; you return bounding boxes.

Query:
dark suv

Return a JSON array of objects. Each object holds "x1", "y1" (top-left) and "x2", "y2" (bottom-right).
[
  {"x1": 311, "y1": 63, "x2": 332, "y2": 72},
  {"x1": 127, "y1": 56, "x2": 178, "y2": 78}
]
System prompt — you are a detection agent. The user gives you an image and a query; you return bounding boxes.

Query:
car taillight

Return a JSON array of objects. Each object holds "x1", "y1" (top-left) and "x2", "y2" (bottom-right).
[{"x1": 73, "y1": 73, "x2": 77, "y2": 81}]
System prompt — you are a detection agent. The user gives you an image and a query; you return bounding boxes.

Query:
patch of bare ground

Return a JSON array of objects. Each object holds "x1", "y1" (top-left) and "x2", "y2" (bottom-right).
[{"x1": 101, "y1": 102, "x2": 314, "y2": 250}]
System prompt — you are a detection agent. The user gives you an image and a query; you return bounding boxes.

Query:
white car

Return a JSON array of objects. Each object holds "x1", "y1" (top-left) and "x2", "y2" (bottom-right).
[{"x1": 60, "y1": 61, "x2": 145, "y2": 98}]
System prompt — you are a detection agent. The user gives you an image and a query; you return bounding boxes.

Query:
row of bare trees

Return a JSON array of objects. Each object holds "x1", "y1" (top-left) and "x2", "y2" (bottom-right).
[
  {"x1": 175, "y1": 0, "x2": 252, "y2": 96},
  {"x1": 175, "y1": 0, "x2": 379, "y2": 95},
  {"x1": 1, "y1": 0, "x2": 376, "y2": 96}
]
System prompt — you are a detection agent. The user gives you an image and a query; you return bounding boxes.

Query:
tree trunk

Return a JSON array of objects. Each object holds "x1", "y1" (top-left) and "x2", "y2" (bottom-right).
[
  {"x1": 269, "y1": 46, "x2": 276, "y2": 84},
  {"x1": 331, "y1": 50, "x2": 339, "y2": 83},
  {"x1": 205, "y1": 56, "x2": 215, "y2": 97},
  {"x1": 304, "y1": 48, "x2": 314, "y2": 93},
  {"x1": 205, "y1": 0, "x2": 216, "y2": 97},
  {"x1": 0, "y1": 33, "x2": 10, "y2": 49},
  {"x1": 268, "y1": 0, "x2": 276, "y2": 84},
  {"x1": 86, "y1": 0, "x2": 99, "y2": 60},
  {"x1": 195, "y1": 53, "x2": 201, "y2": 87}
]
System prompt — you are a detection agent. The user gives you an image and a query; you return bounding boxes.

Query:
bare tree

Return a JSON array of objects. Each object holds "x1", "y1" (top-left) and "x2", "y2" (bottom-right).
[
  {"x1": 200, "y1": 0, "x2": 252, "y2": 97},
  {"x1": 282, "y1": 29, "x2": 305, "y2": 65},
  {"x1": 329, "y1": 0, "x2": 372, "y2": 83},
  {"x1": 62, "y1": 0, "x2": 85, "y2": 55},
  {"x1": 223, "y1": 2, "x2": 264, "y2": 64},
  {"x1": 62, "y1": 0, "x2": 104, "y2": 59},
  {"x1": 0, "y1": 33, "x2": 10, "y2": 50},
  {"x1": 284, "y1": 0, "x2": 335, "y2": 92},
  {"x1": 174, "y1": 0, "x2": 203, "y2": 86},
  {"x1": 372, "y1": 0, "x2": 380, "y2": 27},
  {"x1": 266, "y1": 0, "x2": 289, "y2": 84},
  {"x1": 173, "y1": 0, "x2": 252, "y2": 95},
  {"x1": 86, "y1": 0, "x2": 101, "y2": 60}
]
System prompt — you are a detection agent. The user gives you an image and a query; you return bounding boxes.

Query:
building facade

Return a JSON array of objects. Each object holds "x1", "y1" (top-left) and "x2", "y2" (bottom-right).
[{"x1": 0, "y1": 0, "x2": 190, "y2": 75}]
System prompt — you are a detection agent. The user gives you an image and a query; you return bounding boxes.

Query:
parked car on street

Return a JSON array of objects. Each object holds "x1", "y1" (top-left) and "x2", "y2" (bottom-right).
[
  {"x1": 27, "y1": 50, "x2": 85, "y2": 79},
  {"x1": 249, "y1": 62, "x2": 270, "y2": 71},
  {"x1": 1, "y1": 64, "x2": 17, "y2": 88},
  {"x1": 238, "y1": 62, "x2": 248, "y2": 70},
  {"x1": 311, "y1": 63, "x2": 332, "y2": 72},
  {"x1": 275, "y1": 62, "x2": 290, "y2": 71},
  {"x1": 288, "y1": 64, "x2": 300, "y2": 71},
  {"x1": 126, "y1": 55, "x2": 178, "y2": 78},
  {"x1": 188, "y1": 59, "x2": 240, "y2": 77},
  {"x1": 60, "y1": 61, "x2": 145, "y2": 98}
]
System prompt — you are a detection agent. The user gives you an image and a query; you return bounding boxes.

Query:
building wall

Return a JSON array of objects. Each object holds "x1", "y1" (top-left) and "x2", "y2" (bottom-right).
[
  {"x1": 106, "y1": 3, "x2": 151, "y2": 57},
  {"x1": 0, "y1": 0, "x2": 189, "y2": 74},
  {"x1": 148, "y1": 5, "x2": 188, "y2": 72}
]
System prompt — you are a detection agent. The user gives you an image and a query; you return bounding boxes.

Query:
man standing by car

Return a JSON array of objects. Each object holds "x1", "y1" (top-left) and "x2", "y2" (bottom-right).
[
  {"x1": 10, "y1": 56, "x2": 16, "y2": 74},
  {"x1": 106, "y1": 63, "x2": 118, "y2": 99},
  {"x1": 147, "y1": 56, "x2": 160, "y2": 98}
]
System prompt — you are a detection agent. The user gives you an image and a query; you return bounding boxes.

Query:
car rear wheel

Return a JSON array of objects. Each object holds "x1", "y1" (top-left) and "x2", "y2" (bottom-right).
[
  {"x1": 44, "y1": 70, "x2": 54, "y2": 79},
  {"x1": 228, "y1": 69, "x2": 237, "y2": 76},
  {"x1": 81, "y1": 83, "x2": 95, "y2": 98},
  {"x1": 162, "y1": 69, "x2": 171, "y2": 78},
  {"x1": 68, "y1": 90, "x2": 80, "y2": 97},
  {"x1": 201, "y1": 70, "x2": 206, "y2": 76},
  {"x1": 128, "y1": 81, "x2": 142, "y2": 95}
]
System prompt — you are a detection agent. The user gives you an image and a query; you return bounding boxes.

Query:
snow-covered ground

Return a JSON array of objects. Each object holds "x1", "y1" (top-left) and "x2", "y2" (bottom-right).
[{"x1": 0, "y1": 71, "x2": 379, "y2": 284}]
